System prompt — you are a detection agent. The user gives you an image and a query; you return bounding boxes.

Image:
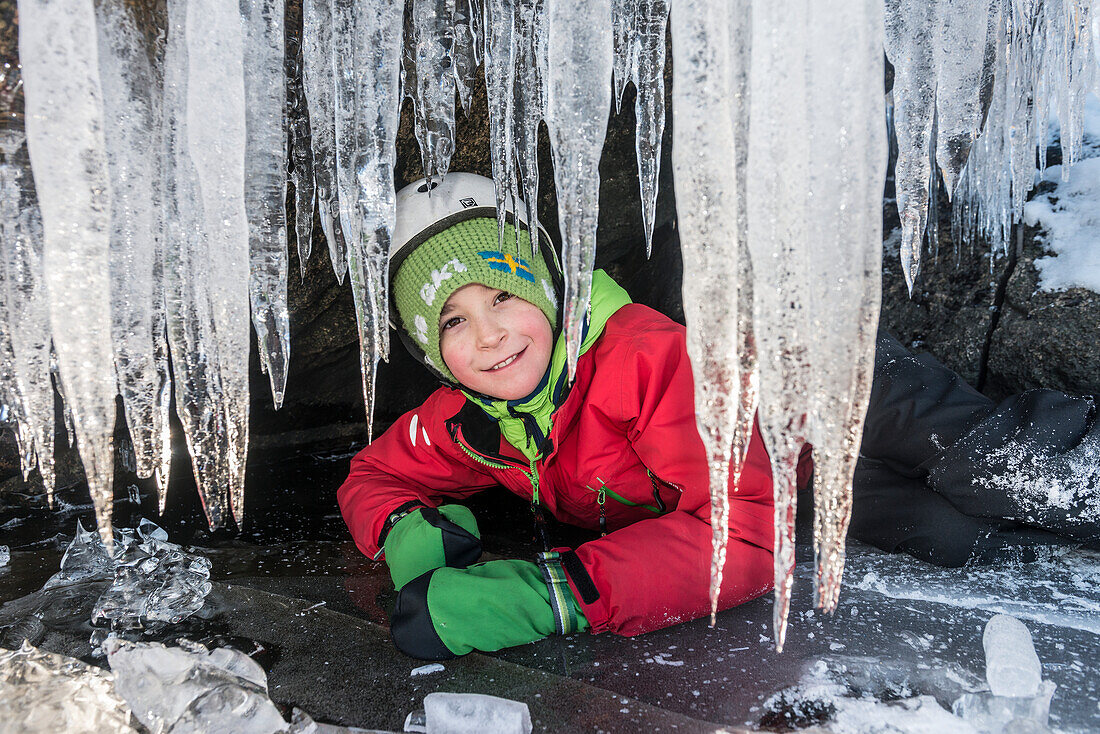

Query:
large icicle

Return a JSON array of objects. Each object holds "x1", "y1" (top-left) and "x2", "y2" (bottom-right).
[
  {"x1": 344, "y1": 0, "x2": 402, "y2": 435},
  {"x1": 242, "y1": 0, "x2": 290, "y2": 418},
  {"x1": 545, "y1": 0, "x2": 612, "y2": 376},
  {"x1": 287, "y1": 33, "x2": 316, "y2": 277},
  {"x1": 0, "y1": 127, "x2": 55, "y2": 505},
  {"x1": 408, "y1": 0, "x2": 457, "y2": 183},
  {"x1": 669, "y1": 0, "x2": 751, "y2": 626},
  {"x1": 162, "y1": 0, "x2": 228, "y2": 529},
  {"x1": 631, "y1": 0, "x2": 669, "y2": 256},
  {"x1": 747, "y1": 0, "x2": 884, "y2": 646},
  {"x1": 95, "y1": 0, "x2": 172, "y2": 509},
  {"x1": 184, "y1": 0, "x2": 251, "y2": 526},
  {"x1": 884, "y1": 0, "x2": 936, "y2": 294},
  {"x1": 302, "y1": 0, "x2": 348, "y2": 282},
  {"x1": 20, "y1": 0, "x2": 117, "y2": 547}
]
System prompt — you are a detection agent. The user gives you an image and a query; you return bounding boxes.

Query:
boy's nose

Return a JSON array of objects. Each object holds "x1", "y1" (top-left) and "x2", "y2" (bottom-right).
[{"x1": 475, "y1": 316, "x2": 506, "y2": 348}]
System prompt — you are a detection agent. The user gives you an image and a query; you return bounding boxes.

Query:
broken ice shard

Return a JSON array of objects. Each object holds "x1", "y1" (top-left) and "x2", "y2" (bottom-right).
[
  {"x1": 983, "y1": 614, "x2": 1042, "y2": 698},
  {"x1": 0, "y1": 544, "x2": 8, "y2": 567},
  {"x1": 43, "y1": 519, "x2": 211, "y2": 630},
  {"x1": 106, "y1": 639, "x2": 285, "y2": 734},
  {"x1": 0, "y1": 641, "x2": 137, "y2": 734},
  {"x1": 423, "y1": 692, "x2": 532, "y2": 734}
]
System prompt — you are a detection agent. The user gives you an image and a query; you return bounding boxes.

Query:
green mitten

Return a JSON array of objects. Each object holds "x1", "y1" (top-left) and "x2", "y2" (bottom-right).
[
  {"x1": 383, "y1": 505, "x2": 481, "y2": 590},
  {"x1": 390, "y1": 554, "x2": 589, "y2": 660}
]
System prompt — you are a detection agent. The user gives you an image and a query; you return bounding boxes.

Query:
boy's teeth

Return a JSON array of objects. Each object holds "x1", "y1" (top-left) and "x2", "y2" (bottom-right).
[{"x1": 490, "y1": 354, "x2": 518, "y2": 370}]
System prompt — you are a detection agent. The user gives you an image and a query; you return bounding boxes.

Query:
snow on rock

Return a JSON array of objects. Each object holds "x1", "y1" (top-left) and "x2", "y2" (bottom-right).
[{"x1": 1025, "y1": 94, "x2": 1100, "y2": 294}]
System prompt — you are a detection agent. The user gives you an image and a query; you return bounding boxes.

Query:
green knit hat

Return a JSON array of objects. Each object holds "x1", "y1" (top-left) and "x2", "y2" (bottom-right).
[{"x1": 392, "y1": 217, "x2": 560, "y2": 385}]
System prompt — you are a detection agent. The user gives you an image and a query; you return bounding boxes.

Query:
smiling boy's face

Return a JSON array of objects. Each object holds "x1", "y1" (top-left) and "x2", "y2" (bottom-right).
[{"x1": 439, "y1": 283, "x2": 553, "y2": 400}]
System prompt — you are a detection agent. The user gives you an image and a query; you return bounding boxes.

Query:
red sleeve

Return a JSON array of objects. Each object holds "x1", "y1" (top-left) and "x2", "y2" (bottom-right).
[
  {"x1": 565, "y1": 314, "x2": 775, "y2": 636},
  {"x1": 337, "y1": 389, "x2": 499, "y2": 560}
]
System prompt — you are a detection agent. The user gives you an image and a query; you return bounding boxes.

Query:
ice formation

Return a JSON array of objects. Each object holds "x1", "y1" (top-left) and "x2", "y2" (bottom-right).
[
  {"x1": 44, "y1": 519, "x2": 213, "y2": 631},
  {"x1": 19, "y1": 0, "x2": 118, "y2": 548},
  {"x1": 94, "y1": 0, "x2": 172, "y2": 511},
  {"x1": 545, "y1": 0, "x2": 612, "y2": 375},
  {"x1": 302, "y1": 0, "x2": 348, "y2": 283},
  {"x1": 0, "y1": 642, "x2": 137, "y2": 734},
  {"x1": 242, "y1": 0, "x2": 291, "y2": 413},
  {"x1": 9, "y1": 0, "x2": 1100, "y2": 643},
  {"x1": 0, "y1": 119, "x2": 55, "y2": 506},
  {"x1": 186, "y1": 0, "x2": 252, "y2": 526},
  {"x1": 286, "y1": 34, "x2": 316, "y2": 277}
]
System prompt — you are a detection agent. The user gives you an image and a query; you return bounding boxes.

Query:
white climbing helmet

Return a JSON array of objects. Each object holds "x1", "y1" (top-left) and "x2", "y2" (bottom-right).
[{"x1": 390, "y1": 172, "x2": 546, "y2": 267}]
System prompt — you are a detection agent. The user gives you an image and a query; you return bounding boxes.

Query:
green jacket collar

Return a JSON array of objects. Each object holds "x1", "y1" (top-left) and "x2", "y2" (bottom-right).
[{"x1": 462, "y1": 270, "x2": 632, "y2": 461}]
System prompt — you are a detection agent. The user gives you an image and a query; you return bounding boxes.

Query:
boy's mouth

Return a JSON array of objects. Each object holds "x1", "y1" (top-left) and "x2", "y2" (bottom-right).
[{"x1": 486, "y1": 347, "x2": 526, "y2": 372}]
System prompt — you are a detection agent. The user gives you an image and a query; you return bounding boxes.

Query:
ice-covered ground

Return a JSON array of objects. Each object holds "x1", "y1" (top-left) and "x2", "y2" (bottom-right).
[{"x1": 1025, "y1": 92, "x2": 1100, "y2": 294}]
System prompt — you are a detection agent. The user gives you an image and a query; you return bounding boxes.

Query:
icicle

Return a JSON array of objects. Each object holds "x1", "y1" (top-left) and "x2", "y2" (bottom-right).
[
  {"x1": 545, "y1": 0, "x2": 612, "y2": 377},
  {"x1": 332, "y1": 0, "x2": 363, "y2": 260},
  {"x1": 482, "y1": 0, "x2": 518, "y2": 251},
  {"x1": 173, "y1": 0, "x2": 251, "y2": 528},
  {"x1": 0, "y1": 126, "x2": 55, "y2": 506},
  {"x1": 242, "y1": 0, "x2": 290, "y2": 425},
  {"x1": 286, "y1": 33, "x2": 316, "y2": 278},
  {"x1": 20, "y1": 0, "x2": 118, "y2": 548},
  {"x1": 162, "y1": 0, "x2": 224, "y2": 528},
  {"x1": 631, "y1": 0, "x2": 669, "y2": 256},
  {"x1": 302, "y1": 0, "x2": 348, "y2": 283},
  {"x1": 669, "y1": 0, "x2": 749, "y2": 628},
  {"x1": 345, "y1": 0, "x2": 402, "y2": 435},
  {"x1": 932, "y1": 0, "x2": 997, "y2": 199},
  {"x1": 94, "y1": 0, "x2": 172, "y2": 510},
  {"x1": 884, "y1": 0, "x2": 935, "y2": 295},
  {"x1": 611, "y1": 0, "x2": 637, "y2": 112},
  {"x1": 452, "y1": 0, "x2": 480, "y2": 111},
  {"x1": 409, "y1": 0, "x2": 457, "y2": 183},
  {"x1": 512, "y1": 0, "x2": 543, "y2": 253},
  {"x1": 748, "y1": 0, "x2": 885, "y2": 646}
]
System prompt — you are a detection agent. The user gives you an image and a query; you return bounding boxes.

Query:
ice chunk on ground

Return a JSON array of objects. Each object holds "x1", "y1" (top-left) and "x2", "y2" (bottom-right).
[
  {"x1": 42, "y1": 520, "x2": 211, "y2": 631},
  {"x1": 410, "y1": 663, "x2": 445, "y2": 676},
  {"x1": 423, "y1": 692, "x2": 532, "y2": 734},
  {"x1": 106, "y1": 638, "x2": 283, "y2": 734},
  {"x1": 0, "y1": 545, "x2": 8, "y2": 567},
  {"x1": 0, "y1": 641, "x2": 137, "y2": 734},
  {"x1": 953, "y1": 680, "x2": 1057, "y2": 733},
  {"x1": 983, "y1": 615, "x2": 1042, "y2": 698}
]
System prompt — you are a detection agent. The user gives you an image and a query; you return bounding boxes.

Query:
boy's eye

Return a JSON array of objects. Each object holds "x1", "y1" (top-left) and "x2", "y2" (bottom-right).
[
  {"x1": 441, "y1": 316, "x2": 462, "y2": 331},
  {"x1": 495, "y1": 291, "x2": 514, "y2": 304}
]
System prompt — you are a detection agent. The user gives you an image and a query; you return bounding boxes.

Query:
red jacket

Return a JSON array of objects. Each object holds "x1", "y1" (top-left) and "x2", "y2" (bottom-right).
[{"x1": 339, "y1": 303, "x2": 808, "y2": 635}]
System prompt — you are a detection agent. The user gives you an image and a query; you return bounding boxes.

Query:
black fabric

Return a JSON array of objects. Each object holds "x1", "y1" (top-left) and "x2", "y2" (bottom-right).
[
  {"x1": 420, "y1": 507, "x2": 483, "y2": 568},
  {"x1": 851, "y1": 331, "x2": 1100, "y2": 566},
  {"x1": 559, "y1": 550, "x2": 600, "y2": 604},
  {"x1": 923, "y1": 389, "x2": 1100, "y2": 542},
  {"x1": 391, "y1": 570, "x2": 456, "y2": 661},
  {"x1": 446, "y1": 400, "x2": 506, "y2": 459},
  {"x1": 376, "y1": 500, "x2": 428, "y2": 549},
  {"x1": 850, "y1": 458, "x2": 997, "y2": 568}
]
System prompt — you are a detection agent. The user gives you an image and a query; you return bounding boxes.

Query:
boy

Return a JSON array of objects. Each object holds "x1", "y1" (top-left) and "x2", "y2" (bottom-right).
[{"x1": 339, "y1": 173, "x2": 1100, "y2": 660}]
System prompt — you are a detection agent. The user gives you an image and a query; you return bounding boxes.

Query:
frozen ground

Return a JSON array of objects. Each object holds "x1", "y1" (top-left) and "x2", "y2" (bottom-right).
[{"x1": 2, "y1": 468, "x2": 1099, "y2": 733}]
